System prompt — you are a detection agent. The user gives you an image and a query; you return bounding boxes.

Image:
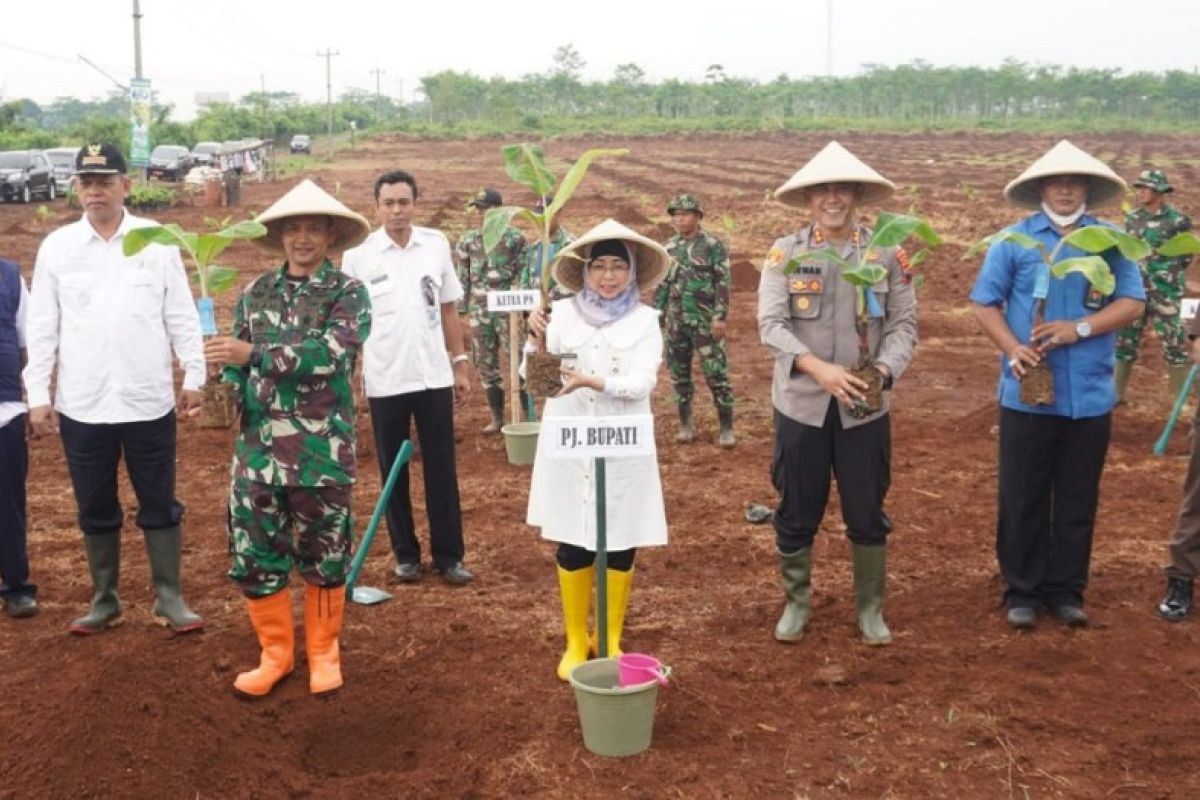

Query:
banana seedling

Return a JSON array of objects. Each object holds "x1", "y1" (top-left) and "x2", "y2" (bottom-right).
[
  {"x1": 964, "y1": 225, "x2": 1150, "y2": 405},
  {"x1": 482, "y1": 143, "x2": 627, "y2": 397},
  {"x1": 787, "y1": 211, "x2": 940, "y2": 415},
  {"x1": 124, "y1": 216, "x2": 267, "y2": 426}
]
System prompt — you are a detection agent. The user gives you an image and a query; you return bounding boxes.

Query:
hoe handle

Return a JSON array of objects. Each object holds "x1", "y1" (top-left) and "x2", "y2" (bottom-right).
[
  {"x1": 346, "y1": 440, "x2": 414, "y2": 590},
  {"x1": 1154, "y1": 365, "x2": 1198, "y2": 456}
]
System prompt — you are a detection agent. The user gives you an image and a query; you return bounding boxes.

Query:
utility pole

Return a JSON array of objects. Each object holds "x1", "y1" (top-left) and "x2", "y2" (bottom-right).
[
  {"x1": 317, "y1": 49, "x2": 339, "y2": 148},
  {"x1": 826, "y1": 0, "x2": 833, "y2": 77},
  {"x1": 260, "y1": 74, "x2": 268, "y2": 139},
  {"x1": 132, "y1": 0, "x2": 143, "y2": 80},
  {"x1": 370, "y1": 68, "x2": 385, "y2": 122}
]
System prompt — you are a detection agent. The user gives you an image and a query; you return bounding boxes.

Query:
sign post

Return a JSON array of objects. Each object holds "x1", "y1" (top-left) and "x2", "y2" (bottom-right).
[
  {"x1": 543, "y1": 414, "x2": 656, "y2": 658},
  {"x1": 487, "y1": 289, "x2": 541, "y2": 425}
]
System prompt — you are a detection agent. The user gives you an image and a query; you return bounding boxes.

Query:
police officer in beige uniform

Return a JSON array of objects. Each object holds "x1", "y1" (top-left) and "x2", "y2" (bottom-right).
[{"x1": 757, "y1": 142, "x2": 917, "y2": 646}]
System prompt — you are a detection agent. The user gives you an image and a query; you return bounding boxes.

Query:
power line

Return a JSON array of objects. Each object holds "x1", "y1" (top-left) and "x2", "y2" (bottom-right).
[{"x1": 0, "y1": 41, "x2": 77, "y2": 64}]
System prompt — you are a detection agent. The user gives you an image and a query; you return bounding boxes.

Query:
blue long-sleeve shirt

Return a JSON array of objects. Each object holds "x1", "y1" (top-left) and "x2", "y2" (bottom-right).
[{"x1": 970, "y1": 211, "x2": 1145, "y2": 419}]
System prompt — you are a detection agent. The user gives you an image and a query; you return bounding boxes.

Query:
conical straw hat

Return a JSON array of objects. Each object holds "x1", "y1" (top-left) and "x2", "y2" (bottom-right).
[
  {"x1": 551, "y1": 219, "x2": 670, "y2": 293},
  {"x1": 774, "y1": 141, "x2": 896, "y2": 208},
  {"x1": 255, "y1": 179, "x2": 371, "y2": 253},
  {"x1": 1004, "y1": 140, "x2": 1126, "y2": 209}
]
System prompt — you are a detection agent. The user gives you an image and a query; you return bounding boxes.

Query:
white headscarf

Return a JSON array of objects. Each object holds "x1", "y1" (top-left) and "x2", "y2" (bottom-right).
[{"x1": 571, "y1": 240, "x2": 640, "y2": 327}]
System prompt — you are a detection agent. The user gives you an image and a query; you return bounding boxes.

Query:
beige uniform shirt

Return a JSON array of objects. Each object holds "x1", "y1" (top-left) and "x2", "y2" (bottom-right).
[{"x1": 757, "y1": 223, "x2": 917, "y2": 429}]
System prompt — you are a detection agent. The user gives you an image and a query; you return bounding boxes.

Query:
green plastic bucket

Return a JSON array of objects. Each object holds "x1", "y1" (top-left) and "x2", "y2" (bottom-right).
[
  {"x1": 568, "y1": 658, "x2": 659, "y2": 757},
  {"x1": 501, "y1": 422, "x2": 540, "y2": 466}
]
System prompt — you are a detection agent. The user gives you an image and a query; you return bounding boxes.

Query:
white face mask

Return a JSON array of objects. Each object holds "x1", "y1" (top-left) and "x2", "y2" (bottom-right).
[{"x1": 1041, "y1": 201, "x2": 1087, "y2": 227}]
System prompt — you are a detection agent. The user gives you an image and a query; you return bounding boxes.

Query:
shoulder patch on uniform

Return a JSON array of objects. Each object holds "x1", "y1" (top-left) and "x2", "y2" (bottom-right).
[
  {"x1": 765, "y1": 246, "x2": 785, "y2": 269},
  {"x1": 897, "y1": 247, "x2": 914, "y2": 285}
]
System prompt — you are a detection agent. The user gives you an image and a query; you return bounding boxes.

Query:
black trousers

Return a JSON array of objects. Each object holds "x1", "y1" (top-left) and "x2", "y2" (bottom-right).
[
  {"x1": 771, "y1": 404, "x2": 892, "y2": 553},
  {"x1": 0, "y1": 414, "x2": 33, "y2": 597},
  {"x1": 997, "y1": 408, "x2": 1111, "y2": 610},
  {"x1": 557, "y1": 543, "x2": 635, "y2": 572},
  {"x1": 369, "y1": 388, "x2": 465, "y2": 570},
  {"x1": 59, "y1": 412, "x2": 183, "y2": 536}
]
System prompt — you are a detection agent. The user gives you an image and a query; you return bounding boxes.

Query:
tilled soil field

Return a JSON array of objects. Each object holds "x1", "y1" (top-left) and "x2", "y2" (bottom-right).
[{"x1": 2, "y1": 132, "x2": 1200, "y2": 799}]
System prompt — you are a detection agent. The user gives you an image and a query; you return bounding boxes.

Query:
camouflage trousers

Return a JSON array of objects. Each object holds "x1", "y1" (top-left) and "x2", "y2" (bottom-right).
[
  {"x1": 470, "y1": 313, "x2": 511, "y2": 389},
  {"x1": 665, "y1": 317, "x2": 734, "y2": 409},
  {"x1": 1116, "y1": 271, "x2": 1188, "y2": 366},
  {"x1": 228, "y1": 477, "x2": 353, "y2": 598}
]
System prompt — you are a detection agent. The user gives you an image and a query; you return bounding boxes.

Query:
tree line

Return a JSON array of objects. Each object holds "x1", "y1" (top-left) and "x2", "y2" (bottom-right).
[{"x1": 1, "y1": 57, "x2": 1198, "y2": 152}]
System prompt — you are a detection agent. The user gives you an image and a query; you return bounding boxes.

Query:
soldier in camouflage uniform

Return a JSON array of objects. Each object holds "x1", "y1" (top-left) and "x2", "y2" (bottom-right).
[
  {"x1": 204, "y1": 180, "x2": 371, "y2": 699},
  {"x1": 1115, "y1": 169, "x2": 1194, "y2": 403},
  {"x1": 654, "y1": 193, "x2": 735, "y2": 447},
  {"x1": 455, "y1": 188, "x2": 526, "y2": 432}
]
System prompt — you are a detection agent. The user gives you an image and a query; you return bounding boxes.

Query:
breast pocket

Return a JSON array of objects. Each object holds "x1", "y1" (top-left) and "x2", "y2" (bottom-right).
[
  {"x1": 366, "y1": 275, "x2": 398, "y2": 316},
  {"x1": 58, "y1": 271, "x2": 98, "y2": 312},
  {"x1": 788, "y1": 276, "x2": 824, "y2": 320},
  {"x1": 122, "y1": 269, "x2": 162, "y2": 315}
]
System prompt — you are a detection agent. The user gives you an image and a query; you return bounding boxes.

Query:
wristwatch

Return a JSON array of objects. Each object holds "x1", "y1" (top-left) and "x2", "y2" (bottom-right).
[{"x1": 1075, "y1": 320, "x2": 1092, "y2": 340}]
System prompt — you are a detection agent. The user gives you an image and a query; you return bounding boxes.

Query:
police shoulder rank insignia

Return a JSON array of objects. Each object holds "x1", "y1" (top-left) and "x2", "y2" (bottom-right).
[{"x1": 789, "y1": 278, "x2": 822, "y2": 294}]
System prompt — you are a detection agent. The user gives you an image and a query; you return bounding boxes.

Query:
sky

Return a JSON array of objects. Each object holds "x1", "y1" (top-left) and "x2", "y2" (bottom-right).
[{"x1": 2, "y1": 0, "x2": 1196, "y2": 120}]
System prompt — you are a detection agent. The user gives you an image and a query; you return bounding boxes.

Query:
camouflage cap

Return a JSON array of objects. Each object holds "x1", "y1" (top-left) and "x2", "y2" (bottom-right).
[
  {"x1": 1132, "y1": 169, "x2": 1173, "y2": 194},
  {"x1": 667, "y1": 193, "x2": 704, "y2": 215}
]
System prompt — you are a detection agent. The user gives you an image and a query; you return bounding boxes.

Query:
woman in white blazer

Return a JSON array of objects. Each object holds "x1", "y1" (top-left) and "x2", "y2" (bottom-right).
[{"x1": 526, "y1": 219, "x2": 670, "y2": 681}]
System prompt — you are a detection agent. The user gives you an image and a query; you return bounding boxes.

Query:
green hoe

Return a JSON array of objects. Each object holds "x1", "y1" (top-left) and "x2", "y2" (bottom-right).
[{"x1": 346, "y1": 439, "x2": 413, "y2": 605}]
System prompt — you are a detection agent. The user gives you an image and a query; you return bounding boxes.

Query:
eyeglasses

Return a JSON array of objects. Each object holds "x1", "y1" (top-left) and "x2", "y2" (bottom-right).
[{"x1": 587, "y1": 262, "x2": 631, "y2": 276}]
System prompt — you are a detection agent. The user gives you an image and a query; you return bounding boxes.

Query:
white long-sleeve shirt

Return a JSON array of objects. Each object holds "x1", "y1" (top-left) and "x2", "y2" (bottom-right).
[{"x1": 23, "y1": 211, "x2": 205, "y2": 424}]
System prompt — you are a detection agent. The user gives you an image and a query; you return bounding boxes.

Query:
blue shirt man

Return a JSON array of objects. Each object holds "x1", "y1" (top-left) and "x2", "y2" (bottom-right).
[
  {"x1": 970, "y1": 140, "x2": 1145, "y2": 631},
  {"x1": 971, "y1": 210, "x2": 1145, "y2": 419}
]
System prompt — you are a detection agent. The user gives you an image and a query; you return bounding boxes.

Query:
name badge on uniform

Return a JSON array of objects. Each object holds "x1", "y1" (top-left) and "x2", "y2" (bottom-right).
[{"x1": 1083, "y1": 286, "x2": 1105, "y2": 311}]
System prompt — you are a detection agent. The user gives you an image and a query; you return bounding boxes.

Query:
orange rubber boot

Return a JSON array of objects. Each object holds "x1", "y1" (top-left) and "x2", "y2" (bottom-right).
[
  {"x1": 305, "y1": 584, "x2": 345, "y2": 695},
  {"x1": 233, "y1": 590, "x2": 295, "y2": 698}
]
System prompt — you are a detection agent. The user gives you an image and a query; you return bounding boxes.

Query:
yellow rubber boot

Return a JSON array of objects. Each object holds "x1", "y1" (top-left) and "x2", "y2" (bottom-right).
[
  {"x1": 556, "y1": 565, "x2": 594, "y2": 681},
  {"x1": 304, "y1": 584, "x2": 345, "y2": 695},
  {"x1": 590, "y1": 568, "x2": 634, "y2": 659},
  {"x1": 234, "y1": 589, "x2": 295, "y2": 698}
]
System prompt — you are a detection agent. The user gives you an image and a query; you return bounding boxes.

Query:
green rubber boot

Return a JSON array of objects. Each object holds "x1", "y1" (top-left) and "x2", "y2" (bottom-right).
[
  {"x1": 852, "y1": 544, "x2": 892, "y2": 646},
  {"x1": 69, "y1": 532, "x2": 123, "y2": 635},
  {"x1": 774, "y1": 547, "x2": 813, "y2": 642},
  {"x1": 717, "y1": 405, "x2": 736, "y2": 449},
  {"x1": 483, "y1": 386, "x2": 504, "y2": 433},
  {"x1": 675, "y1": 402, "x2": 694, "y2": 443},
  {"x1": 144, "y1": 526, "x2": 206, "y2": 633},
  {"x1": 1114, "y1": 360, "x2": 1133, "y2": 404}
]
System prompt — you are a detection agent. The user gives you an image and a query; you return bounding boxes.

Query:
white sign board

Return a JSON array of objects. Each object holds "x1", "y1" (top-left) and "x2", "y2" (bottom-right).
[
  {"x1": 1182, "y1": 298, "x2": 1198, "y2": 321},
  {"x1": 542, "y1": 415, "x2": 657, "y2": 460},
  {"x1": 487, "y1": 290, "x2": 540, "y2": 313}
]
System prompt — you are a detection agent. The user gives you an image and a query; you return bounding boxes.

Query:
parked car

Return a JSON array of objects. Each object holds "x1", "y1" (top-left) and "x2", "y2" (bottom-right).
[
  {"x1": 0, "y1": 150, "x2": 56, "y2": 202},
  {"x1": 148, "y1": 145, "x2": 194, "y2": 181},
  {"x1": 43, "y1": 147, "x2": 80, "y2": 195},
  {"x1": 290, "y1": 134, "x2": 311, "y2": 154},
  {"x1": 191, "y1": 141, "x2": 221, "y2": 166}
]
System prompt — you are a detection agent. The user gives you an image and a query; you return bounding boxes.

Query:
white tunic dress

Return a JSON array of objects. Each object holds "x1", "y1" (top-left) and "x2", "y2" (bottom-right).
[{"x1": 526, "y1": 299, "x2": 668, "y2": 551}]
